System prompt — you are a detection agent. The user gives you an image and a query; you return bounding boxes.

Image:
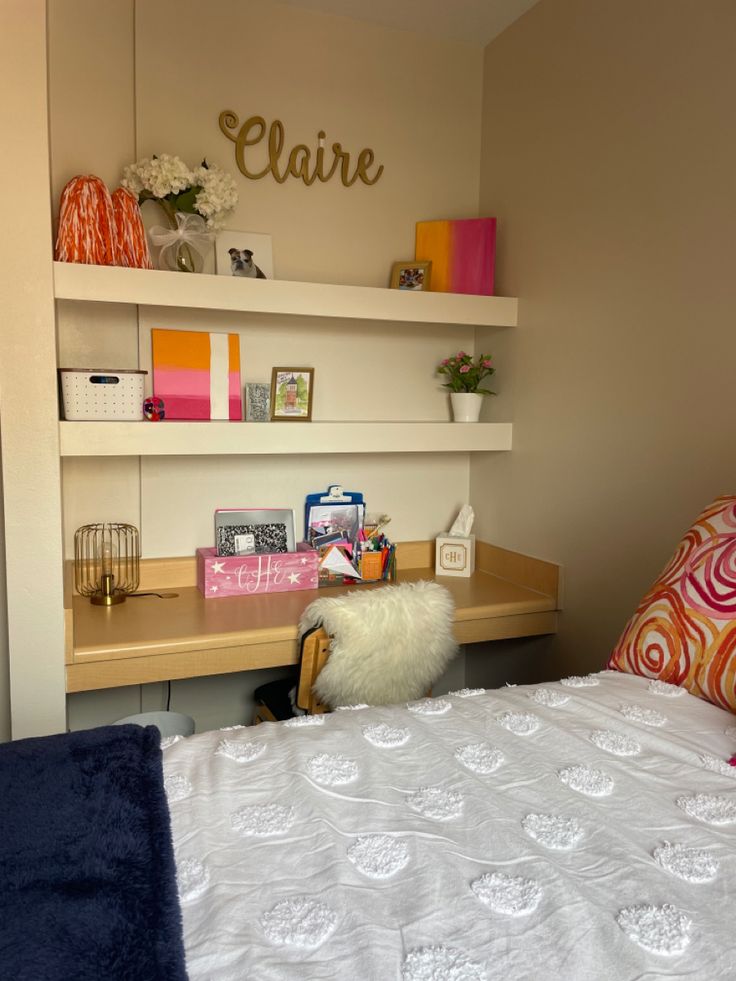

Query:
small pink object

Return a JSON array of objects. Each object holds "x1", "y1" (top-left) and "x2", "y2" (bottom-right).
[
  {"x1": 728, "y1": 755, "x2": 736, "y2": 767},
  {"x1": 197, "y1": 544, "x2": 318, "y2": 598},
  {"x1": 143, "y1": 396, "x2": 165, "y2": 421}
]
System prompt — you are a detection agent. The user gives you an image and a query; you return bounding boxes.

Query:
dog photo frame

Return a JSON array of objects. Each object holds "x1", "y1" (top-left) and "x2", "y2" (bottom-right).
[
  {"x1": 270, "y1": 367, "x2": 314, "y2": 421},
  {"x1": 389, "y1": 259, "x2": 431, "y2": 291},
  {"x1": 216, "y1": 230, "x2": 274, "y2": 279}
]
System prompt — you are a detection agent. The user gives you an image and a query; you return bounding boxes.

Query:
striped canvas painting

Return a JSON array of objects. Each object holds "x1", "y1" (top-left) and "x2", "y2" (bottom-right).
[
  {"x1": 415, "y1": 218, "x2": 496, "y2": 296},
  {"x1": 152, "y1": 329, "x2": 242, "y2": 420}
]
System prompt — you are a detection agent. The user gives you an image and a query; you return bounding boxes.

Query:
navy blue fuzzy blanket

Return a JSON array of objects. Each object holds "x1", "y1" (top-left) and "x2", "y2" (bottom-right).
[{"x1": 0, "y1": 724, "x2": 187, "y2": 981}]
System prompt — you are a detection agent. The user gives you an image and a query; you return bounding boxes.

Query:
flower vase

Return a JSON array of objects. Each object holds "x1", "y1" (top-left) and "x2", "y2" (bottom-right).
[
  {"x1": 149, "y1": 203, "x2": 213, "y2": 274},
  {"x1": 450, "y1": 392, "x2": 483, "y2": 422},
  {"x1": 161, "y1": 235, "x2": 202, "y2": 274}
]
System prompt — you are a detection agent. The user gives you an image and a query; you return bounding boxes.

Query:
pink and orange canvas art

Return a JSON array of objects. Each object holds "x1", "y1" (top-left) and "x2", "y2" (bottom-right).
[
  {"x1": 152, "y1": 328, "x2": 242, "y2": 420},
  {"x1": 415, "y1": 218, "x2": 496, "y2": 296}
]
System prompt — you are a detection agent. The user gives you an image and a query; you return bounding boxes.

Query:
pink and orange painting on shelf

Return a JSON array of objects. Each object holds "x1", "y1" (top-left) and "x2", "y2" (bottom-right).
[
  {"x1": 151, "y1": 328, "x2": 242, "y2": 420},
  {"x1": 415, "y1": 217, "x2": 496, "y2": 296}
]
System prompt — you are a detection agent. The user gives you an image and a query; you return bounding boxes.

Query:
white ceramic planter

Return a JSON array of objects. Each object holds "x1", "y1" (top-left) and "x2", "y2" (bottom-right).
[{"x1": 450, "y1": 392, "x2": 483, "y2": 422}]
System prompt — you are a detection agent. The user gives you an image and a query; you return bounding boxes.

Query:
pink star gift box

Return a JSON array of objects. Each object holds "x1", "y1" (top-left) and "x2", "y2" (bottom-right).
[{"x1": 196, "y1": 544, "x2": 318, "y2": 598}]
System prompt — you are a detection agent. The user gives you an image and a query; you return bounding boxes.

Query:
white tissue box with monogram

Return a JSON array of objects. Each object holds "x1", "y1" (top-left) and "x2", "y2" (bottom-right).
[
  {"x1": 435, "y1": 534, "x2": 475, "y2": 577},
  {"x1": 435, "y1": 504, "x2": 476, "y2": 577}
]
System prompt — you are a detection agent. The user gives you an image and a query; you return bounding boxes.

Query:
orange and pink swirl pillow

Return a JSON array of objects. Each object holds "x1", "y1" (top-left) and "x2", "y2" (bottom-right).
[{"x1": 608, "y1": 495, "x2": 736, "y2": 713}]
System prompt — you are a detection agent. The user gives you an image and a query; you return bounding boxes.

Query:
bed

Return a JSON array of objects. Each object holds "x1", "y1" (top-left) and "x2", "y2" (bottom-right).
[
  {"x1": 163, "y1": 671, "x2": 736, "y2": 980},
  {"x1": 3, "y1": 496, "x2": 735, "y2": 979}
]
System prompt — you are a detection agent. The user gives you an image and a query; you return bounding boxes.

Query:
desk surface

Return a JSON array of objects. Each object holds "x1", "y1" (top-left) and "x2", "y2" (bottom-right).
[{"x1": 66, "y1": 543, "x2": 560, "y2": 693}]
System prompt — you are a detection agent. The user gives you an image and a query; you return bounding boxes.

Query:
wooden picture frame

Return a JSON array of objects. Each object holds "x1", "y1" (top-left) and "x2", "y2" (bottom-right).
[
  {"x1": 389, "y1": 260, "x2": 431, "y2": 291},
  {"x1": 270, "y1": 367, "x2": 314, "y2": 421}
]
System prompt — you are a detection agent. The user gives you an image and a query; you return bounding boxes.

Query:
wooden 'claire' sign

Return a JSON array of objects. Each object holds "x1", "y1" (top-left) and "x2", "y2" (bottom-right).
[{"x1": 219, "y1": 111, "x2": 384, "y2": 188}]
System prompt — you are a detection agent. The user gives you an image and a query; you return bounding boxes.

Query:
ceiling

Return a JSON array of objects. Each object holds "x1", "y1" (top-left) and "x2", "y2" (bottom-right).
[{"x1": 276, "y1": 0, "x2": 541, "y2": 46}]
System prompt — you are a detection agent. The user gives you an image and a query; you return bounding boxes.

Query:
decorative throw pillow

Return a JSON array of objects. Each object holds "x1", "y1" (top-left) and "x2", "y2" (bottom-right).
[{"x1": 608, "y1": 495, "x2": 736, "y2": 713}]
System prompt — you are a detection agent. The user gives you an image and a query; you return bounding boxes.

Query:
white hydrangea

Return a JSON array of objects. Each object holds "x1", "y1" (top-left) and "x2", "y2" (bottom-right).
[
  {"x1": 122, "y1": 155, "x2": 239, "y2": 231},
  {"x1": 122, "y1": 154, "x2": 194, "y2": 199},
  {"x1": 192, "y1": 163, "x2": 239, "y2": 229},
  {"x1": 120, "y1": 165, "x2": 144, "y2": 196}
]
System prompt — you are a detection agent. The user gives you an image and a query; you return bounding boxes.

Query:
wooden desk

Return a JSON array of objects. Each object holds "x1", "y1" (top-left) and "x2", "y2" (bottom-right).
[{"x1": 65, "y1": 541, "x2": 560, "y2": 693}]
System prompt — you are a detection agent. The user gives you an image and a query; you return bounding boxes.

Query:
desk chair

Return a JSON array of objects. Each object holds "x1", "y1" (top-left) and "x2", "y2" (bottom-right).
[
  {"x1": 253, "y1": 580, "x2": 457, "y2": 722},
  {"x1": 252, "y1": 628, "x2": 330, "y2": 724}
]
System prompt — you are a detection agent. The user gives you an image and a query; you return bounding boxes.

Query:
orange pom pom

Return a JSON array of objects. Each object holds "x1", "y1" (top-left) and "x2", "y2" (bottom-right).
[
  {"x1": 111, "y1": 187, "x2": 153, "y2": 269},
  {"x1": 54, "y1": 175, "x2": 117, "y2": 265}
]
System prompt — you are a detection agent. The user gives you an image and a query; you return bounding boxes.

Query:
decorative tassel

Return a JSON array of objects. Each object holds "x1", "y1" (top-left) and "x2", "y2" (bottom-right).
[
  {"x1": 54, "y1": 175, "x2": 117, "y2": 265},
  {"x1": 111, "y1": 187, "x2": 153, "y2": 269}
]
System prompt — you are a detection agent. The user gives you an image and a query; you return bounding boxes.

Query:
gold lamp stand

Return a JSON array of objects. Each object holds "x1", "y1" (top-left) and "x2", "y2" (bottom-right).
[
  {"x1": 74, "y1": 523, "x2": 140, "y2": 607},
  {"x1": 91, "y1": 571, "x2": 127, "y2": 606}
]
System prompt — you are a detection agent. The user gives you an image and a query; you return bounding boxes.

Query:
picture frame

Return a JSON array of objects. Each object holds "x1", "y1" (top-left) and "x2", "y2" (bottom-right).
[
  {"x1": 215, "y1": 230, "x2": 274, "y2": 279},
  {"x1": 270, "y1": 367, "x2": 314, "y2": 421},
  {"x1": 389, "y1": 259, "x2": 431, "y2": 291},
  {"x1": 244, "y1": 382, "x2": 271, "y2": 422}
]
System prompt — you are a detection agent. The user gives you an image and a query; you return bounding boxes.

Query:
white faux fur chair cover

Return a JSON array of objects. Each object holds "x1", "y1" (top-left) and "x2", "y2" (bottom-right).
[{"x1": 297, "y1": 580, "x2": 458, "y2": 708}]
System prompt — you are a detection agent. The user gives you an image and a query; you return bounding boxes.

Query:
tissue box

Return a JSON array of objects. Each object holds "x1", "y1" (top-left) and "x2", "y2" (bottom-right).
[
  {"x1": 435, "y1": 534, "x2": 475, "y2": 578},
  {"x1": 197, "y1": 543, "x2": 318, "y2": 598}
]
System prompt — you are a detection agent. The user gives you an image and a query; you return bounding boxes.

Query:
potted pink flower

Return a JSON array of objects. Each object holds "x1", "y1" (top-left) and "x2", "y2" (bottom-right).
[{"x1": 437, "y1": 351, "x2": 496, "y2": 422}]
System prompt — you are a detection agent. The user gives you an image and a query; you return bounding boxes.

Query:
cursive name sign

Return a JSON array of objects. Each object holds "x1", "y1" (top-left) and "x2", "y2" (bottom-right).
[{"x1": 219, "y1": 111, "x2": 384, "y2": 188}]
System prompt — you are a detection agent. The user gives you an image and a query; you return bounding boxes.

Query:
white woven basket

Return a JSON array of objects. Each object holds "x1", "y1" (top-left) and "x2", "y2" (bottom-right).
[{"x1": 59, "y1": 369, "x2": 147, "y2": 421}]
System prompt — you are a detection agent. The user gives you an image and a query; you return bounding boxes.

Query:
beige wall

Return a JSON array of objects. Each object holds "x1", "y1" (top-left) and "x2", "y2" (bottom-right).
[
  {"x1": 135, "y1": 0, "x2": 482, "y2": 286},
  {"x1": 51, "y1": 0, "x2": 485, "y2": 567},
  {"x1": 46, "y1": 0, "x2": 486, "y2": 730},
  {"x1": 472, "y1": 0, "x2": 736, "y2": 678}
]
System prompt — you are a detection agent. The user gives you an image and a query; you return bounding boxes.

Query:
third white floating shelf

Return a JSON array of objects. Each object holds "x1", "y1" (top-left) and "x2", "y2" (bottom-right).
[
  {"x1": 53, "y1": 262, "x2": 518, "y2": 328},
  {"x1": 58, "y1": 421, "x2": 513, "y2": 457}
]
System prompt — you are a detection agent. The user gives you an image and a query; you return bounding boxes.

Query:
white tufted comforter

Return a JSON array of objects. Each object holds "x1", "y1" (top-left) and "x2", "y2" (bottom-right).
[{"x1": 163, "y1": 672, "x2": 736, "y2": 980}]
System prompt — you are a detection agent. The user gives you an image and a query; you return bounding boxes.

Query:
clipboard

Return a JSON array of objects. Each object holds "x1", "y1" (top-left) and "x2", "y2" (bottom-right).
[{"x1": 304, "y1": 484, "x2": 364, "y2": 539}]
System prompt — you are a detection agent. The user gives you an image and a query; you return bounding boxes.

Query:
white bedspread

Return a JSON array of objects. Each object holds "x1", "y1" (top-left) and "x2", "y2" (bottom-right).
[{"x1": 163, "y1": 672, "x2": 736, "y2": 980}]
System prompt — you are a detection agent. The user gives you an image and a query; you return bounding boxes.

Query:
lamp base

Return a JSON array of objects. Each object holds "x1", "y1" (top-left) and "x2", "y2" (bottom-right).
[{"x1": 90, "y1": 590, "x2": 126, "y2": 606}]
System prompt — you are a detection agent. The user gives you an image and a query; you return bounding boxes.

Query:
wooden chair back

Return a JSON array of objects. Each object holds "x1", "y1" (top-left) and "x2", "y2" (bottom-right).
[
  {"x1": 292, "y1": 624, "x2": 434, "y2": 718},
  {"x1": 296, "y1": 627, "x2": 331, "y2": 714}
]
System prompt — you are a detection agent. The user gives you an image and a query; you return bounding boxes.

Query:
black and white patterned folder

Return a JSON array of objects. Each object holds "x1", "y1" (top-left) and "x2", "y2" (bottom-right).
[{"x1": 214, "y1": 509, "x2": 296, "y2": 557}]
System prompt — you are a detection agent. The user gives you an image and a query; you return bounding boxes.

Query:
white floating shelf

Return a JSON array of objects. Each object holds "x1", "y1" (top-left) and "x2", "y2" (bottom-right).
[
  {"x1": 59, "y1": 421, "x2": 512, "y2": 457},
  {"x1": 53, "y1": 262, "x2": 517, "y2": 328}
]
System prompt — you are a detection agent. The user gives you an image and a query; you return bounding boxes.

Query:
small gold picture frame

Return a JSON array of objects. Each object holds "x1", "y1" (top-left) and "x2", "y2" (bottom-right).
[
  {"x1": 270, "y1": 367, "x2": 314, "y2": 421},
  {"x1": 389, "y1": 260, "x2": 432, "y2": 291}
]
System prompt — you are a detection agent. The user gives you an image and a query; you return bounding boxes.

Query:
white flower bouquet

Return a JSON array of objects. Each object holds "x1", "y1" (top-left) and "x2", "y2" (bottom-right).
[
  {"x1": 122, "y1": 154, "x2": 238, "y2": 229},
  {"x1": 122, "y1": 154, "x2": 239, "y2": 272}
]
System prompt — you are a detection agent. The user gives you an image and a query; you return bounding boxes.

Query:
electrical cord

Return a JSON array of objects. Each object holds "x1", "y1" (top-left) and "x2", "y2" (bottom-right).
[{"x1": 129, "y1": 591, "x2": 179, "y2": 599}]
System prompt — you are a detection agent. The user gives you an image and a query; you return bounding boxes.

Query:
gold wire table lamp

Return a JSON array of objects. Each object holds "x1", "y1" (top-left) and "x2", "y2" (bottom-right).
[{"x1": 74, "y1": 523, "x2": 140, "y2": 606}]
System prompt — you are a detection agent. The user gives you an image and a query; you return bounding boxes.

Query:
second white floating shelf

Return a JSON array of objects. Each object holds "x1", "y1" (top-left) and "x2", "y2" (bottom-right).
[
  {"x1": 59, "y1": 421, "x2": 513, "y2": 457},
  {"x1": 53, "y1": 262, "x2": 518, "y2": 328}
]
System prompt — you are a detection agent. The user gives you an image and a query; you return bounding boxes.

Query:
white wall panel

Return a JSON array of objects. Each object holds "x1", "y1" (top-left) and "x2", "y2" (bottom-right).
[{"x1": 0, "y1": 2, "x2": 66, "y2": 737}]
